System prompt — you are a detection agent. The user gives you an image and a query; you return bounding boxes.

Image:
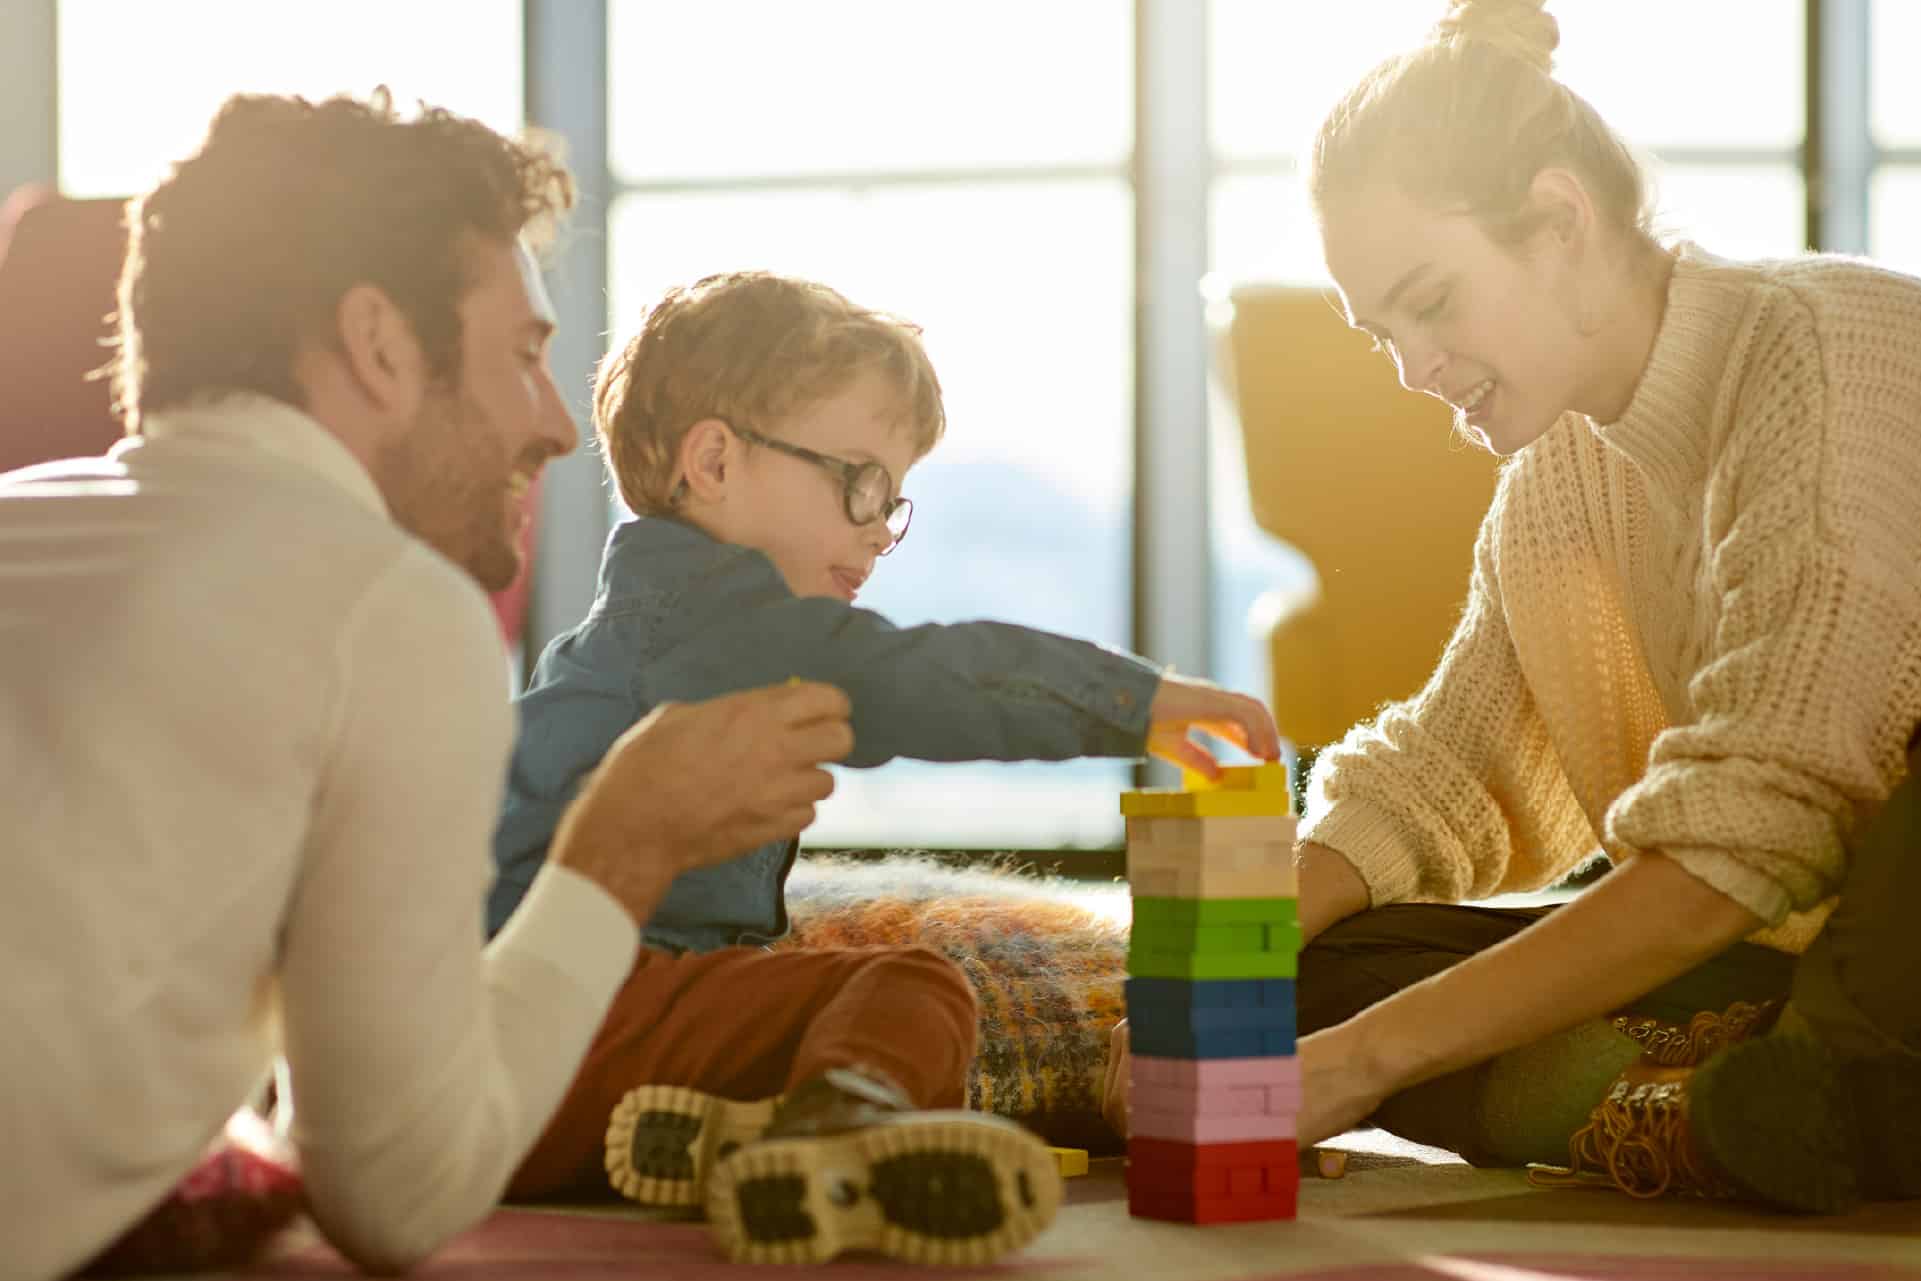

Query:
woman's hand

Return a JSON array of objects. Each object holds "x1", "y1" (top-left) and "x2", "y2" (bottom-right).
[
  {"x1": 1106, "y1": 1017, "x2": 1396, "y2": 1150},
  {"x1": 1295, "y1": 1022, "x2": 1396, "y2": 1147},
  {"x1": 1146, "y1": 672, "x2": 1282, "y2": 779}
]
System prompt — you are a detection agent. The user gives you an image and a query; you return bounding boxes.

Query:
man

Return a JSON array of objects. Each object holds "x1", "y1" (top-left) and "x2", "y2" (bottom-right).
[{"x1": 0, "y1": 91, "x2": 1042, "y2": 1279}]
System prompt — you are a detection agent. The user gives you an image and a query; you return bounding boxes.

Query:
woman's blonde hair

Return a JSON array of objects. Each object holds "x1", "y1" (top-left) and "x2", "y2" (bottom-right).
[
  {"x1": 1306, "y1": 0, "x2": 1654, "y2": 248},
  {"x1": 595, "y1": 272, "x2": 945, "y2": 515}
]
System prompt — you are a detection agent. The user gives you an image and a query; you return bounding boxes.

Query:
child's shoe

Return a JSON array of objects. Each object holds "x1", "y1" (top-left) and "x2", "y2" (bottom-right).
[
  {"x1": 703, "y1": 1067, "x2": 1063, "y2": 1265},
  {"x1": 605, "y1": 1085, "x2": 781, "y2": 1208}
]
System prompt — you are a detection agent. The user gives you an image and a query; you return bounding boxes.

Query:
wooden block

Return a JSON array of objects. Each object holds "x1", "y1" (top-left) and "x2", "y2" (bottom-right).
[
  {"x1": 1129, "y1": 1107, "x2": 1297, "y2": 1144},
  {"x1": 1130, "y1": 897, "x2": 1298, "y2": 927},
  {"x1": 1178, "y1": 763, "x2": 1292, "y2": 796},
  {"x1": 1049, "y1": 1146, "x2": 1089, "y2": 1177},
  {"x1": 1130, "y1": 1078, "x2": 1300, "y2": 1118},
  {"x1": 1127, "y1": 814, "x2": 1297, "y2": 849},
  {"x1": 1127, "y1": 843, "x2": 1295, "y2": 887},
  {"x1": 1131, "y1": 917, "x2": 1302, "y2": 956},
  {"x1": 1129, "y1": 918, "x2": 1269, "y2": 954},
  {"x1": 1127, "y1": 1184, "x2": 1298, "y2": 1225},
  {"x1": 1126, "y1": 1139, "x2": 1303, "y2": 1221},
  {"x1": 1121, "y1": 789, "x2": 1292, "y2": 819},
  {"x1": 1129, "y1": 1137, "x2": 1297, "y2": 1170},
  {"x1": 1126, "y1": 861, "x2": 1299, "y2": 900},
  {"x1": 1131, "y1": 1054, "x2": 1300, "y2": 1090},
  {"x1": 1128, "y1": 940, "x2": 1300, "y2": 981}
]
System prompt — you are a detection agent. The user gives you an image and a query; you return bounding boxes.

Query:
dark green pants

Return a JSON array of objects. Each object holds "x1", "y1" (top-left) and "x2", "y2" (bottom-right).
[{"x1": 1297, "y1": 741, "x2": 1919, "y2": 1162}]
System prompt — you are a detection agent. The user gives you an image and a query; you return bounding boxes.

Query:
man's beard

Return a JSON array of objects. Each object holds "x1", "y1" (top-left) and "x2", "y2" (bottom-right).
[{"x1": 376, "y1": 391, "x2": 521, "y2": 593}]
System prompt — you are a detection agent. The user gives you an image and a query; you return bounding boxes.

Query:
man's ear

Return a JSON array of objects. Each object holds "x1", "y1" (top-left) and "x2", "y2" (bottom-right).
[
  {"x1": 674, "y1": 418, "x2": 735, "y2": 505},
  {"x1": 333, "y1": 284, "x2": 428, "y2": 417}
]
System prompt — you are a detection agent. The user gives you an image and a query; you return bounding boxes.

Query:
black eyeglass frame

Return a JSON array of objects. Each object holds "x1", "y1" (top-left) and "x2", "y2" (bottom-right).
[{"x1": 725, "y1": 420, "x2": 913, "y2": 553}]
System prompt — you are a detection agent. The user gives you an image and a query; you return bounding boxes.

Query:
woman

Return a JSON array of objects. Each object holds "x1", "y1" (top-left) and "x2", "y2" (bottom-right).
[{"x1": 1111, "y1": 0, "x2": 1921, "y2": 1213}]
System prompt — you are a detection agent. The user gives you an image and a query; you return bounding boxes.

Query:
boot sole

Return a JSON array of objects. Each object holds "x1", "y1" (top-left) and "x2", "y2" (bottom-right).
[
  {"x1": 703, "y1": 1110, "x2": 1063, "y2": 1265},
  {"x1": 1845, "y1": 1056, "x2": 1921, "y2": 1202},
  {"x1": 1690, "y1": 1036, "x2": 1864, "y2": 1213},
  {"x1": 605, "y1": 1085, "x2": 779, "y2": 1207}
]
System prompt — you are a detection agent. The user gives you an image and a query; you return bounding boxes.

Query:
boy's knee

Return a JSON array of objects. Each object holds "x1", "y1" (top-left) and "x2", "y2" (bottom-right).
[{"x1": 880, "y1": 945, "x2": 975, "y2": 1001}]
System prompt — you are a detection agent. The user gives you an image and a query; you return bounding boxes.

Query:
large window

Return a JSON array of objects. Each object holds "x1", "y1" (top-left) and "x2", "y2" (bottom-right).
[
  {"x1": 1871, "y1": 0, "x2": 1921, "y2": 273},
  {"x1": 40, "y1": 0, "x2": 1920, "y2": 854},
  {"x1": 606, "y1": 1, "x2": 1136, "y2": 850},
  {"x1": 57, "y1": 0, "x2": 521, "y2": 198}
]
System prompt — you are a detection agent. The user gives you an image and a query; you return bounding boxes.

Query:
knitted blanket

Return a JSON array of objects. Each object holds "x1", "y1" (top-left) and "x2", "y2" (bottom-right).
[{"x1": 775, "y1": 854, "x2": 1131, "y2": 1152}]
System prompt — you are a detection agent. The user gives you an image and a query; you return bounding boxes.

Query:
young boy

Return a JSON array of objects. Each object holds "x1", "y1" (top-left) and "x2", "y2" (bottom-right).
[{"x1": 494, "y1": 272, "x2": 1280, "y2": 1265}]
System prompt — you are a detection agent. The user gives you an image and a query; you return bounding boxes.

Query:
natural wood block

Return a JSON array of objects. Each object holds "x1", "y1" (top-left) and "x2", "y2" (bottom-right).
[{"x1": 1127, "y1": 861, "x2": 1299, "y2": 900}]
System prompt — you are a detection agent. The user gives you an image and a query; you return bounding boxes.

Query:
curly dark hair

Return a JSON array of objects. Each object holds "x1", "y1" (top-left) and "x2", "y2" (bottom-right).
[{"x1": 109, "y1": 87, "x2": 575, "y2": 427}]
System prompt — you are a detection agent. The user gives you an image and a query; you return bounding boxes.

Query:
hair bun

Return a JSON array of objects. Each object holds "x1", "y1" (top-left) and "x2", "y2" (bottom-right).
[{"x1": 1432, "y1": 0, "x2": 1559, "y2": 75}]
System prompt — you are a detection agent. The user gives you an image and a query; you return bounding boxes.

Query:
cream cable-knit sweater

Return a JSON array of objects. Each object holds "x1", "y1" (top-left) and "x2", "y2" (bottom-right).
[{"x1": 1301, "y1": 242, "x2": 1921, "y2": 955}]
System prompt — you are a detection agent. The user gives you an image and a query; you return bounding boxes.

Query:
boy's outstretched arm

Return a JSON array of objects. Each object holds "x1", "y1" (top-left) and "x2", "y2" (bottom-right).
[
  {"x1": 651, "y1": 554, "x2": 1282, "y2": 772},
  {"x1": 1144, "y1": 670, "x2": 1282, "y2": 777}
]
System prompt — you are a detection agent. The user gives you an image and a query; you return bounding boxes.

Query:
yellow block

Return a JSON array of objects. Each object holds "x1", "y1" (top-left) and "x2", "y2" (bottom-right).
[
  {"x1": 1120, "y1": 789, "x2": 1291, "y2": 818},
  {"x1": 1123, "y1": 762, "x2": 1294, "y2": 819},
  {"x1": 1178, "y1": 762, "x2": 1291, "y2": 795},
  {"x1": 1050, "y1": 1146, "x2": 1089, "y2": 1177}
]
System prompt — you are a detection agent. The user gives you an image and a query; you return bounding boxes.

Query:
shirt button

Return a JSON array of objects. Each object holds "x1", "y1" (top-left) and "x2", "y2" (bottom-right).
[{"x1": 1115, "y1": 689, "x2": 1134, "y2": 710}]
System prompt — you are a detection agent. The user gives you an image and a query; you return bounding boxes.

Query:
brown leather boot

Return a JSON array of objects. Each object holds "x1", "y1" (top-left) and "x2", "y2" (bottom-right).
[
  {"x1": 1531, "y1": 1031, "x2": 1908, "y2": 1213},
  {"x1": 1609, "y1": 998, "x2": 1779, "y2": 1068},
  {"x1": 1529, "y1": 1058, "x2": 1747, "y2": 1200}
]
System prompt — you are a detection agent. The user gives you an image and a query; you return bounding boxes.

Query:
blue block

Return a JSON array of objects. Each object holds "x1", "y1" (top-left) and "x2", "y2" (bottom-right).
[
  {"x1": 1125, "y1": 978, "x2": 1297, "y2": 1059},
  {"x1": 1126, "y1": 978, "x2": 1294, "y2": 1012},
  {"x1": 1129, "y1": 1024, "x2": 1298, "y2": 1059}
]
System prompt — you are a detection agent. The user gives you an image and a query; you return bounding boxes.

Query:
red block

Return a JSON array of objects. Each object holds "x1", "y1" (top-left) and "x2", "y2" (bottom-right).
[
  {"x1": 1129, "y1": 1137, "x2": 1297, "y2": 1169},
  {"x1": 1128, "y1": 1174, "x2": 1299, "y2": 1223},
  {"x1": 1126, "y1": 1138, "x2": 1301, "y2": 1223}
]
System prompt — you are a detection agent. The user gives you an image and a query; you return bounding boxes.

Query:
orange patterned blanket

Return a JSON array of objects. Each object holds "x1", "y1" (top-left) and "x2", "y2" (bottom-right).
[{"x1": 774, "y1": 854, "x2": 1131, "y2": 1153}]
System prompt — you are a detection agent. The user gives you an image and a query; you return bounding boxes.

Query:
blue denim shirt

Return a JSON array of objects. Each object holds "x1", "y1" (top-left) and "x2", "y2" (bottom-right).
[{"x1": 489, "y1": 516, "x2": 1161, "y2": 951}]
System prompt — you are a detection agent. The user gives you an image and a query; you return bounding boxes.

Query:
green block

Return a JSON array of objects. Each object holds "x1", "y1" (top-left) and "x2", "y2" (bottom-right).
[
  {"x1": 1130, "y1": 917, "x2": 1300, "y2": 955},
  {"x1": 1126, "y1": 947, "x2": 1300, "y2": 980},
  {"x1": 1131, "y1": 897, "x2": 1298, "y2": 928}
]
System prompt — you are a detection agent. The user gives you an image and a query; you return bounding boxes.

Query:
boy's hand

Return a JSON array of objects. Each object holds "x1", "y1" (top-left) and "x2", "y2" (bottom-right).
[
  {"x1": 1146, "y1": 672, "x2": 1281, "y2": 779},
  {"x1": 551, "y1": 681, "x2": 854, "y2": 924}
]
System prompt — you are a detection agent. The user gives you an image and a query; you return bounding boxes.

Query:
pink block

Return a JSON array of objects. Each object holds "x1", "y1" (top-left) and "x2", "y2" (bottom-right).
[
  {"x1": 1131, "y1": 1079, "x2": 1300, "y2": 1118},
  {"x1": 1128, "y1": 1108, "x2": 1298, "y2": 1144},
  {"x1": 1131, "y1": 1055, "x2": 1300, "y2": 1090}
]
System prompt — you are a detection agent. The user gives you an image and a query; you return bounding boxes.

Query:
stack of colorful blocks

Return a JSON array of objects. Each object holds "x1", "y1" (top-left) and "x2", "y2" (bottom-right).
[{"x1": 1122, "y1": 763, "x2": 1301, "y2": 1224}]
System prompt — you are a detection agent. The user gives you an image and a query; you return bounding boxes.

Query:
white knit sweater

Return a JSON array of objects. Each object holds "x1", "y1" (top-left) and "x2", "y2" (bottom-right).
[{"x1": 1301, "y1": 243, "x2": 1921, "y2": 954}]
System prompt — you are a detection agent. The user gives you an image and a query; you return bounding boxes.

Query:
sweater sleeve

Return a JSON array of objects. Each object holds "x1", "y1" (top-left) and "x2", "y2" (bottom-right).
[
  {"x1": 1299, "y1": 479, "x2": 1601, "y2": 906},
  {"x1": 1607, "y1": 283, "x2": 1921, "y2": 925}
]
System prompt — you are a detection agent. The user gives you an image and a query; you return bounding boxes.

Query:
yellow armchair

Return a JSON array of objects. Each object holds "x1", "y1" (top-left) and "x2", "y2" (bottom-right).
[{"x1": 1215, "y1": 283, "x2": 1501, "y2": 749}]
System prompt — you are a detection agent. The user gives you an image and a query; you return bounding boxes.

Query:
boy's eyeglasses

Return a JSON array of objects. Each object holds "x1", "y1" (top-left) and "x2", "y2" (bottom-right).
[{"x1": 726, "y1": 421, "x2": 913, "y2": 554}]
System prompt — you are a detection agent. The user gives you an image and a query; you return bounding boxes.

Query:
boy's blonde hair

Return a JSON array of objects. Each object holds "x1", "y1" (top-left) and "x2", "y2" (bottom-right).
[
  {"x1": 1306, "y1": 0, "x2": 1653, "y2": 251},
  {"x1": 595, "y1": 271, "x2": 945, "y2": 515}
]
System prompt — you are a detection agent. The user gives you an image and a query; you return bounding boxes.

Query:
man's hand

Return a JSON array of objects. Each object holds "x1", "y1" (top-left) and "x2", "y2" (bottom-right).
[
  {"x1": 549, "y1": 681, "x2": 854, "y2": 924},
  {"x1": 1146, "y1": 672, "x2": 1282, "y2": 779}
]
